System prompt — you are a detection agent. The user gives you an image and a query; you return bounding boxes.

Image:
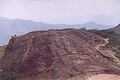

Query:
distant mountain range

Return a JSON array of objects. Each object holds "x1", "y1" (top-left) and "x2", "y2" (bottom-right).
[
  {"x1": 0, "y1": 17, "x2": 114, "y2": 46},
  {"x1": 52, "y1": 14, "x2": 120, "y2": 25}
]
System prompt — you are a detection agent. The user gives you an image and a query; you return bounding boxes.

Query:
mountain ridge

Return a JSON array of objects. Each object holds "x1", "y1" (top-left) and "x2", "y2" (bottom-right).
[
  {"x1": 109, "y1": 23, "x2": 120, "y2": 34},
  {"x1": 0, "y1": 17, "x2": 113, "y2": 46}
]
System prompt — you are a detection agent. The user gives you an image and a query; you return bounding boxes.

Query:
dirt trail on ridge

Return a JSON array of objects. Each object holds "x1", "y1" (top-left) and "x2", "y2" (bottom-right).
[
  {"x1": 95, "y1": 38, "x2": 120, "y2": 62},
  {"x1": 87, "y1": 38, "x2": 120, "y2": 80}
]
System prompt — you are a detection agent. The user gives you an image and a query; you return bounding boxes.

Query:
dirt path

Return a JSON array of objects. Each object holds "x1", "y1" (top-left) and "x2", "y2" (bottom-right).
[
  {"x1": 95, "y1": 38, "x2": 120, "y2": 62},
  {"x1": 86, "y1": 38, "x2": 120, "y2": 80},
  {"x1": 69, "y1": 38, "x2": 120, "y2": 80},
  {"x1": 95, "y1": 38, "x2": 109, "y2": 50},
  {"x1": 87, "y1": 74, "x2": 120, "y2": 80}
]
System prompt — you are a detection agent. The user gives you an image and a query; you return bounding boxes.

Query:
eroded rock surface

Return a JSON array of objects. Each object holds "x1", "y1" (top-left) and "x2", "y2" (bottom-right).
[{"x1": 0, "y1": 29, "x2": 119, "y2": 79}]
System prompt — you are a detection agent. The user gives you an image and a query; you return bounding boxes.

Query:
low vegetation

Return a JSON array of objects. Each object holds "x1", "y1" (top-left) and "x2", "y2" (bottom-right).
[
  {"x1": 0, "y1": 72, "x2": 21, "y2": 80},
  {"x1": 0, "y1": 45, "x2": 7, "y2": 60},
  {"x1": 88, "y1": 29, "x2": 116, "y2": 38},
  {"x1": 0, "y1": 45, "x2": 7, "y2": 54},
  {"x1": 89, "y1": 29, "x2": 120, "y2": 60},
  {"x1": 109, "y1": 35, "x2": 120, "y2": 47},
  {"x1": 109, "y1": 35, "x2": 120, "y2": 60}
]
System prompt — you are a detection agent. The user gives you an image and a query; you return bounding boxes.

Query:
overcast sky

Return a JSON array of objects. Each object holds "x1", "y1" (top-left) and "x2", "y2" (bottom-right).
[{"x1": 0, "y1": 0, "x2": 120, "y2": 24}]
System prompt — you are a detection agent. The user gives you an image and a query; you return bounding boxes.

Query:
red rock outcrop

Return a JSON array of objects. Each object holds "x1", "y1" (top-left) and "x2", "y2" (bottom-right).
[{"x1": 0, "y1": 29, "x2": 119, "y2": 79}]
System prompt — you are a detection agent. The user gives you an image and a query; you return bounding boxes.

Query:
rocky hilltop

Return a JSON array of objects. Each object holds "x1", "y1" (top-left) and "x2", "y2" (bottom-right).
[{"x1": 0, "y1": 29, "x2": 119, "y2": 79}]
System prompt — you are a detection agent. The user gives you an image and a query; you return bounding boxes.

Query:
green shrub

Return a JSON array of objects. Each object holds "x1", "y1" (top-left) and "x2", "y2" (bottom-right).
[{"x1": 88, "y1": 29, "x2": 116, "y2": 38}]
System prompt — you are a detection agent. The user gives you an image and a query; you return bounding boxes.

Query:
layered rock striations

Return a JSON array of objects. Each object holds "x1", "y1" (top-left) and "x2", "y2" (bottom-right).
[{"x1": 0, "y1": 29, "x2": 118, "y2": 79}]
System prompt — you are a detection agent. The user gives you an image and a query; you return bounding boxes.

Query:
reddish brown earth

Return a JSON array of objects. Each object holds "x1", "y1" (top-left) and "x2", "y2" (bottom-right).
[
  {"x1": 87, "y1": 74, "x2": 120, "y2": 80},
  {"x1": 0, "y1": 29, "x2": 119, "y2": 80}
]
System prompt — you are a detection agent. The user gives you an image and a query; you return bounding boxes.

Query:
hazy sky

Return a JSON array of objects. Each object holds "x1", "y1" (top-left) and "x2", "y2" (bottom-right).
[{"x1": 0, "y1": 0, "x2": 120, "y2": 24}]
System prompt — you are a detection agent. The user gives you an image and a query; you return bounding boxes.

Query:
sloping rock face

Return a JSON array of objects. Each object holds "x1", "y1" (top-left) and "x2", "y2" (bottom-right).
[{"x1": 0, "y1": 29, "x2": 118, "y2": 79}]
